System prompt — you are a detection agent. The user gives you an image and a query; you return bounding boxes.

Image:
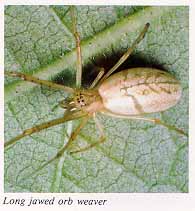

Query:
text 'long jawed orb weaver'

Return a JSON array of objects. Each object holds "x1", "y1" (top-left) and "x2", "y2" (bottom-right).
[{"x1": 4, "y1": 6, "x2": 187, "y2": 174}]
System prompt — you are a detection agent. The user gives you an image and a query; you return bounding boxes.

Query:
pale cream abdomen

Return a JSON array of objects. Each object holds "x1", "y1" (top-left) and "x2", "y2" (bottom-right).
[{"x1": 98, "y1": 68, "x2": 182, "y2": 115}]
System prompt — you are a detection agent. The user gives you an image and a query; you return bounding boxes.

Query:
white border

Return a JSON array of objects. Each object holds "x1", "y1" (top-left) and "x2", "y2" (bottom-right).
[{"x1": 1, "y1": 1, "x2": 194, "y2": 211}]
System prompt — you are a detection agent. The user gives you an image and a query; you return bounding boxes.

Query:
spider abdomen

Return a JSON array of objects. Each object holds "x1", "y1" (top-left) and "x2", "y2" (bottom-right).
[{"x1": 98, "y1": 68, "x2": 182, "y2": 115}]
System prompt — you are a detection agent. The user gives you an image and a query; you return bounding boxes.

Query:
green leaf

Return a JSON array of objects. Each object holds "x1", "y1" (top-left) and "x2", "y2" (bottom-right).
[{"x1": 4, "y1": 6, "x2": 188, "y2": 192}]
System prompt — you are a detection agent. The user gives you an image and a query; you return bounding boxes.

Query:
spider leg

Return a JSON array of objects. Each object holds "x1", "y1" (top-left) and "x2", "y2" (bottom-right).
[
  {"x1": 89, "y1": 67, "x2": 105, "y2": 89},
  {"x1": 101, "y1": 110, "x2": 188, "y2": 137},
  {"x1": 55, "y1": 115, "x2": 90, "y2": 156},
  {"x1": 144, "y1": 117, "x2": 188, "y2": 137},
  {"x1": 99, "y1": 23, "x2": 150, "y2": 84},
  {"x1": 22, "y1": 115, "x2": 91, "y2": 178},
  {"x1": 70, "y1": 113, "x2": 106, "y2": 154},
  {"x1": 4, "y1": 111, "x2": 86, "y2": 149},
  {"x1": 130, "y1": 116, "x2": 187, "y2": 136},
  {"x1": 70, "y1": 6, "x2": 82, "y2": 88},
  {"x1": 5, "y1": 71, "x2": 74, "y2": 94}
]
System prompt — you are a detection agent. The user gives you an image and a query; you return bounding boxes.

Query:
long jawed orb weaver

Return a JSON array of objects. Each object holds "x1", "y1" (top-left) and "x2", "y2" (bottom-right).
[{"x1": 5, "y1": 7, "x2": 187, "y2": 172}]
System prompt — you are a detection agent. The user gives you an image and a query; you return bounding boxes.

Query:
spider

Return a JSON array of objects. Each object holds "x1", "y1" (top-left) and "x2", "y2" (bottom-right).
[{"x1": 4, "y1": 6, "x2": 187, "y2": 174}]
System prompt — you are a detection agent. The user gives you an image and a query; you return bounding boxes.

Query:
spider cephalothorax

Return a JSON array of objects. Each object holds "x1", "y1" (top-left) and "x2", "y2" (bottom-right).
[
  {"x1": 59, "y1": 89, "x2": 104, "y2": 113},
  {"x1": 73, "y1": 89, "x2": 104, "y2": 113}
]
